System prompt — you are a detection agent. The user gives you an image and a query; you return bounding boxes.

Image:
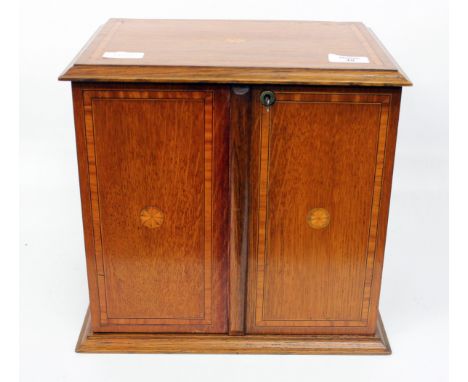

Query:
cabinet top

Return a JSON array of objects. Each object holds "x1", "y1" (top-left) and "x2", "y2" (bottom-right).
[{"x1": 59, "y1": 19, "x2": 411, "y2": 86}]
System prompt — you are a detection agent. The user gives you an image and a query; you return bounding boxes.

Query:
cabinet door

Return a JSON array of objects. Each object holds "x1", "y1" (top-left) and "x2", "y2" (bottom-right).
[
  {"x1": 73, "y1": 85, "x2": 229, "y2": 333},
  {"x1": 246, "y1": 88, "x2": 400, "y2": 335}
]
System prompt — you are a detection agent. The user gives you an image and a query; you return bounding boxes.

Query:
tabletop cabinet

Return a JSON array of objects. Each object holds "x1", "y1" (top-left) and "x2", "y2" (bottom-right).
[{"x1": 60, "y1": 19, "x2": 411, "y2": 354}]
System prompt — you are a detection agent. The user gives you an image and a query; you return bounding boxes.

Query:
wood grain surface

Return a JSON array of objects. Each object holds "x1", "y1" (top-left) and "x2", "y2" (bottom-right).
[
  {"x1": 76, "y1": 307, "x2": 391, "y2": 354},
  {"x1": 246, "y1": 86, "x2": 402, "y2": 335},
  {"x1": 59, "y1": 19, "x2": 411, "y2": 86},
  {"x1": 72, "y1": 83, "x2": 230, "y2": 333},
  {"x1": 228, "y1": 86, "x2": 251, "y2": 335}
]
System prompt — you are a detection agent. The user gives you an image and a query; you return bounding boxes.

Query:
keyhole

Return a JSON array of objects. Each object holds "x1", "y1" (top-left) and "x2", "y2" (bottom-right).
[{"x1": 260, "y1": 91, "x2": 276, "y2": 108}]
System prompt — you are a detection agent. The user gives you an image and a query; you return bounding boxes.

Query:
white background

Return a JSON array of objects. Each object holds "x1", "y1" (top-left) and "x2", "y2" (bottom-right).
[{"x1": 20, "y1": 0, "x2": 448, "y2": 381}]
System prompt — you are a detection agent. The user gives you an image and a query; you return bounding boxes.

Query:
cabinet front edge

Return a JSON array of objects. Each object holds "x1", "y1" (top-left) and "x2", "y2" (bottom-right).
[{"x1": 58, "y1": 65, "x2": 412, "y2": 87}]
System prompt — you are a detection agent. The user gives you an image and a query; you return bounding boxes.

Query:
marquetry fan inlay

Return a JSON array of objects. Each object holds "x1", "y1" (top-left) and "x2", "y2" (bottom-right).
[
  {"x1": 140, "y1": 207, "x2": 164, "y2": 228},
  {"x1": 306, "y1": 208, "x2": 331, "y2": 229}
]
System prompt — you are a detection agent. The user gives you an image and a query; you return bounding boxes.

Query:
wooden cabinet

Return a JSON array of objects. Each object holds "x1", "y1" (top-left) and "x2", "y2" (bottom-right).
[{"x1": 60, "y1": 19, "x2": 411, "y2": 354}]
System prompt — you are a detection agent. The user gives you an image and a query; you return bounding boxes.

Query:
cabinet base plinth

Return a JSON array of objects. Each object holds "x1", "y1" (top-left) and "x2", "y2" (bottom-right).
[{"x1": 76, "y1": 308, "x2": 391, "y2": 355}]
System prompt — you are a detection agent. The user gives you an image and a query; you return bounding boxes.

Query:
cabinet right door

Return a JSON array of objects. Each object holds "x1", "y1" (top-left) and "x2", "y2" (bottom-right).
[{"x1": 246, "y1": 87, "x2": 401, "y2": 335}]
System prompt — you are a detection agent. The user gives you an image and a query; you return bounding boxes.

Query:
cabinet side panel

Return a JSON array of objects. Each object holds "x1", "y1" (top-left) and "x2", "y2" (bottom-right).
[
  {"x1": 365, "y1": 89, "x2": 402, "y2": 329},
  {"x1": 71, "y1": 83, "x2": 102, "y2": 330}
]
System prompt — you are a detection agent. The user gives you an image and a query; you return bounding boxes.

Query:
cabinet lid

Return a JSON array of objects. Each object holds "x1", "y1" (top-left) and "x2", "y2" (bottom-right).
[{"x1": 59, "y1": 19, "x2": 411, "y2": 86}]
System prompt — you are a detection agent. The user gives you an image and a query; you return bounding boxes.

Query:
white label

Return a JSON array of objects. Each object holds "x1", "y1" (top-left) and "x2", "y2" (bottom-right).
[
  {"x1": 328, "y1": 53, "x2": 369, "y2": 64},
  {"x1": 102, "y1": 51, "x2": 145, "y2": 59}
]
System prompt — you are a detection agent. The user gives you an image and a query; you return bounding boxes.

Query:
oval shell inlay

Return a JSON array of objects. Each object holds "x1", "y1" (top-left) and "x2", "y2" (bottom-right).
[
  {"x1": 306, "y1": 208, "x2": 330, "y2": 229},
  {"x1": 140, "y1": 207, "x2": 164, "y2": 229}
]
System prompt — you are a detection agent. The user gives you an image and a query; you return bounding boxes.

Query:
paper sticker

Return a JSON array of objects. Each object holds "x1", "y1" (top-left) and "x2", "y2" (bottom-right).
[
  {"x1": 102, "y1": 51, "x2": 144, "y2": 59},
  {"x1": 328, "y1": 53, "x2": 369, "y2": 64}
]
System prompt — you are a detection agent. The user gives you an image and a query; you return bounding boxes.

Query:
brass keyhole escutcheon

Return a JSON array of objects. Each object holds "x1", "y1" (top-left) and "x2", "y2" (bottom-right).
[
  {"x1": 306, "y1": 208, "x2": 330, "y2": 229},
  {"x1": 140, "y1": 207, "x2": 164, "y2": 229}
]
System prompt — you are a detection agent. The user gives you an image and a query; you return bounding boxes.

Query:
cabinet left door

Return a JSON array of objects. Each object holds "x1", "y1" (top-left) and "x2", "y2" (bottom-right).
[{"x1": 72, "y1": 84, "x2": 230, "y2": 333}]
